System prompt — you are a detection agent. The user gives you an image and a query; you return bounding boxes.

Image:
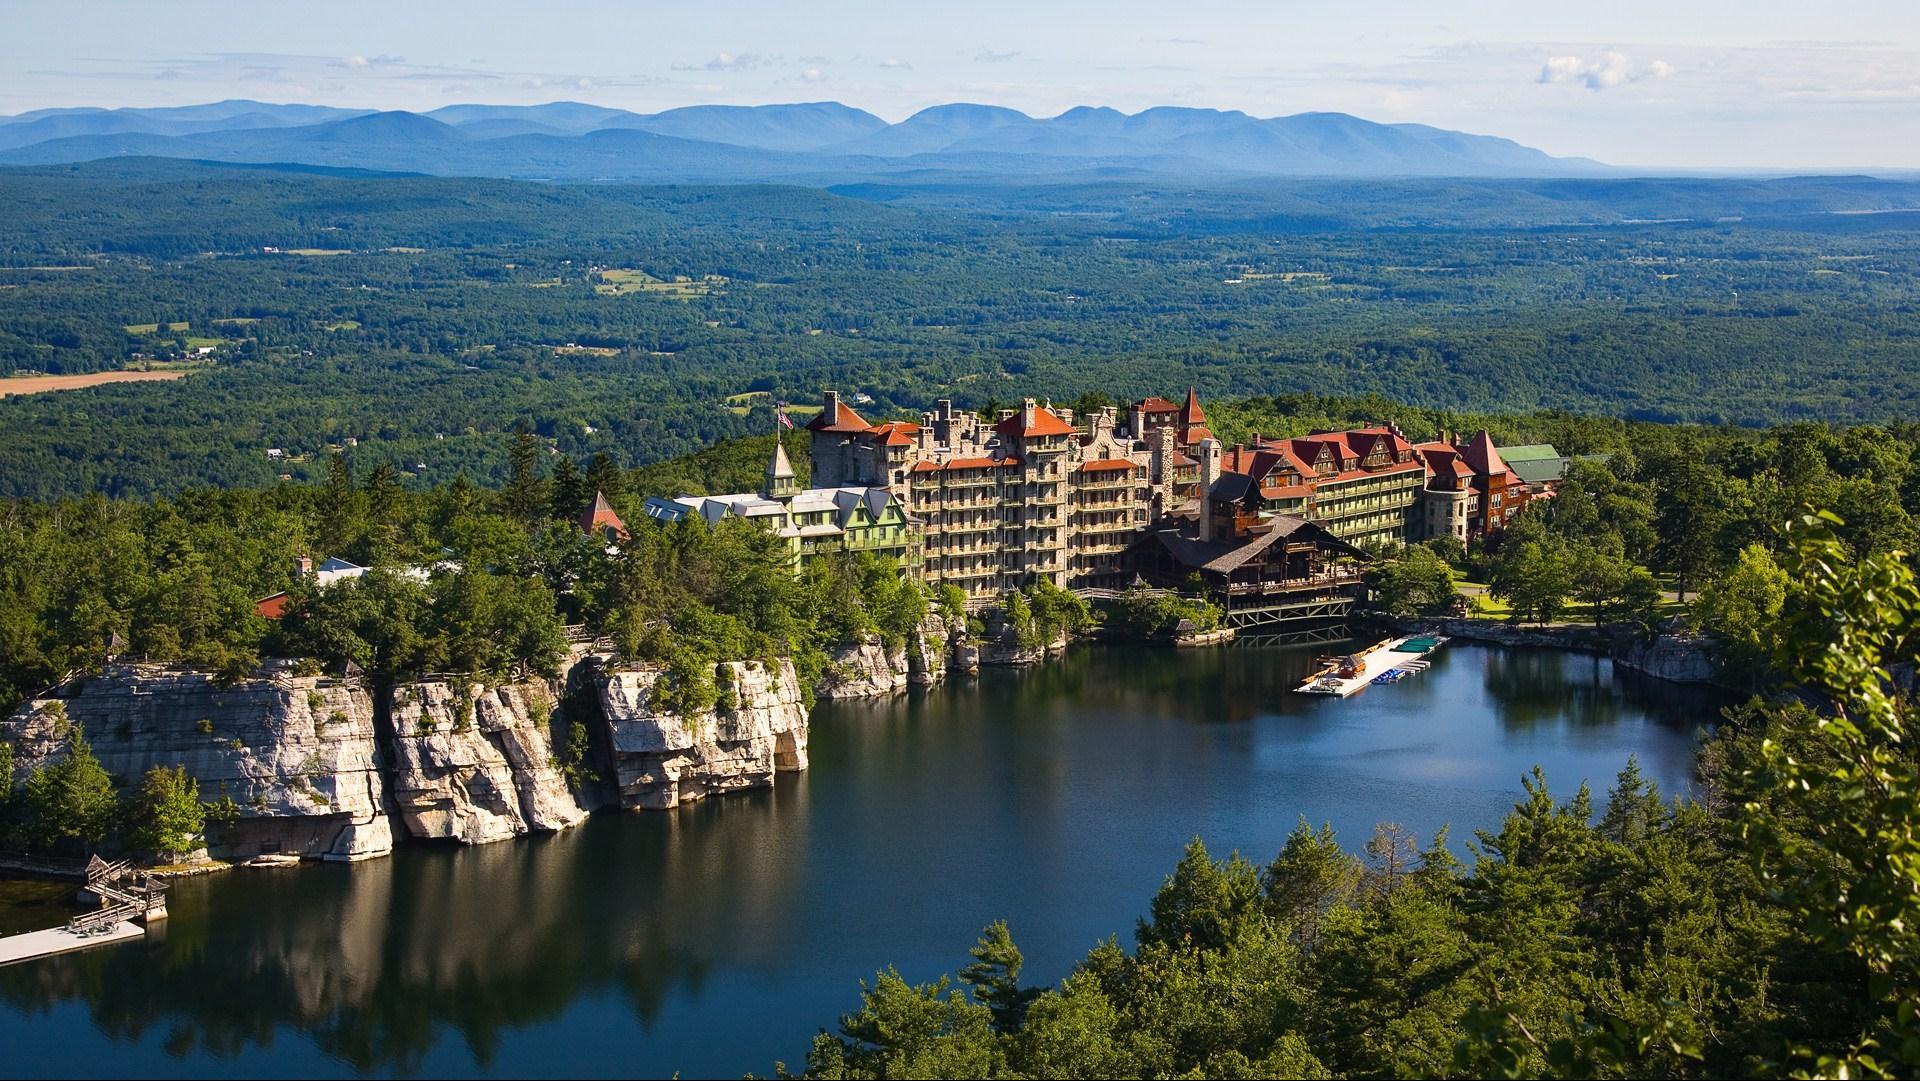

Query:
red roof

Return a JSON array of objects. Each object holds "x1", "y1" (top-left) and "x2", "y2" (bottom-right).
[
  {"x1": 1458, "y1": 430, "x2": 1509, "y2": 478},
  {"x1": 255, "y1": 592, "x2": 291, "y2": 620},
  {"x1": 1179, "y1": 387, "x2": 1207, "y2": 426},
  {"x1": 910, "y1": 456, "x2": 1019, "y2": 473},
  {"x1": 1136, "y1": 396, "x2": 1180, "y2": 413},
  {"x1": 993, "y1": 405, "x2": 1077, "y2": 439},
  {"x1": 807, "y1": 399, "x2": 873, "y2": 434},
  {"x1": 865, "y1": 421, "x2": 919, "y2": 447},
  {"x1": 578, "y1": 491, "x2": 630, "y2": 542},
  {"x1": 1079, "y1": 458, "x2": 1140, "y2": 473}
]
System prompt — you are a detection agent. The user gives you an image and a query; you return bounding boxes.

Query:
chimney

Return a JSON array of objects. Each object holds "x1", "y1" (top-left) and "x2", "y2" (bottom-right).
[
  {"x1": 1128, "y1": 402, "x2": 1145, "y2": 440},
  {"x1": 822, "y1": 389, "x2": 840, "y2": 421},
  {"x1": 1020, "y1": 398, "x2": 1037, "y2": 432},
  {"x1": 295, "y1": 555, "x2": 314, "y2": 578},
  {"x1": 1198, "y1": 438, "x2": 1222, "y2": 543}
]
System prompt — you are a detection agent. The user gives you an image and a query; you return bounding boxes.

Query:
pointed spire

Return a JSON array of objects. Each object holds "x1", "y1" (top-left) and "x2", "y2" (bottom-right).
[
  {"x1": 1180, "y1": 386, "x2": 1206, "y2": 425},
  {"x1": 763, "y1": 433, "x2": 798, "y2": 499}
]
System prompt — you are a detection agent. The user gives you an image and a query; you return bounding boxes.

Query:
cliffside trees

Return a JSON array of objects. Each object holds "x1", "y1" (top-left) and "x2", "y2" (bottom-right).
[
  {"x1": 127, "y1": 765, "x2": 203, "y2": 862},
  {"x1": 20, "y1": 721, "x2": 117, "y2": 853},
  {"x1": 1692, "y1": 544, "x2": 1790, "y2": 686}
]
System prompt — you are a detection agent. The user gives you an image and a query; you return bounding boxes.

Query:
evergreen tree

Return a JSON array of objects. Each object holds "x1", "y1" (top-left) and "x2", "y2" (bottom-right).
[
  {"x1": 22, "y1": 722, "x2": 117, "y2": 853},
  {"x1": 502, "y1": 427, "x2": 548, "y2": 527},
  {"x1": 959, "y1": 921, "x2": 1040, "y2": 1032}
]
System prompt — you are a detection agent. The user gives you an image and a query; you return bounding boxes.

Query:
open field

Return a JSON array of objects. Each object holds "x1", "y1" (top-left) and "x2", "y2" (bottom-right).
[
  {"x1": 123, "y1": 321, "x2": 190, "y2": 334},
  {"x1": 595, "y1": 268, "x2": 727, "y2": 298},
  {"x1": 0, "y1": 370, "x2": 189, "y2": 397}
]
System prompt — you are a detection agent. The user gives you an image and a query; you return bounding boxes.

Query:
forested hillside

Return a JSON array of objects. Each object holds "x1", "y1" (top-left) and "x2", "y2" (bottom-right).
[{"x1": 1, "y1": 162, "x2": 1918, "y2": 499}]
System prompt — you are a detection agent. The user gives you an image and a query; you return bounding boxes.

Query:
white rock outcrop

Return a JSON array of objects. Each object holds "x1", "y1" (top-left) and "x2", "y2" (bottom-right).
[
  {"x1": 591, "y1": 658, "x2": 808, "y2": 810},
  {"x1": 386, "y1": 679, "x2": 590, "y2": 845},
  {"x1": 1, "y1": 662, "x2": 393, "y2": 861}
]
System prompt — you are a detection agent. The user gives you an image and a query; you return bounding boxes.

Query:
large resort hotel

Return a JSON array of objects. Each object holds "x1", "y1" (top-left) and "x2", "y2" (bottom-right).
[{"x1": 643, "y1": 389, "x2": 1561, "y2": 608}]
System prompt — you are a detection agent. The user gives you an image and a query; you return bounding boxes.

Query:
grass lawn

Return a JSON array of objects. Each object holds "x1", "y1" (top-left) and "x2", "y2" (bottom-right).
[{"x1": 123, "y1": 321, "x2": 190, "y2": 334}]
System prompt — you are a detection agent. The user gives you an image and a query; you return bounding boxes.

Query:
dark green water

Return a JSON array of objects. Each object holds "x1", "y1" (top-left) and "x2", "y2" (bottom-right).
[{"x1": 0, "y1": 642, "x2": 1727, "y2": 1078}]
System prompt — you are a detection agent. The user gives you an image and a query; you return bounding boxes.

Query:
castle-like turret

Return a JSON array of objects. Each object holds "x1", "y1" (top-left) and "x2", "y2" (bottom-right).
[{"x1": 763, "y1": 434, "x2": 799, "y2": 500}]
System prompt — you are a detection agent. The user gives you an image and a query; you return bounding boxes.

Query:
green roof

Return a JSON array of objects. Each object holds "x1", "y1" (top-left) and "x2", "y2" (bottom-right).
[
  {"x1": 1509, "y1": 456, "x2": 1569, "y2": 485},
  {"x1": 1498, "y1": 443, "x2": 1561, "y2": 463}
]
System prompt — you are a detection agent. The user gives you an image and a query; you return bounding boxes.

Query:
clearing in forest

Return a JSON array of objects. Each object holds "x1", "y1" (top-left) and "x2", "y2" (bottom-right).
[
  {"x1": 595, "y1": 268, "x2": 727, "y2": 298},
  {"x1": 0, "y1": 370, "x2": 190, "y2": 397}
]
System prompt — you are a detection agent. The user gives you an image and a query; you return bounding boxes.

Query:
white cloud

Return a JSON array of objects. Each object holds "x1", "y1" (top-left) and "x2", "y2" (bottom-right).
[
  {"x1": 703, "y1": 52, "x2": 764, "y2": 72},
  {"x1": 975, "y1": 49, "x2": 1022, "y2": 63},
  {"x1": 341, "y1": 55, "x2": 370, "y2": 69},
  {"x1": 1538, "y1": 51, "x2": 1673, "y2": 91},
  {"x1": 880, "y1": 57, "x2": 911, "y2": 70},
  {"x1": 800, "y1": 67, "x2": 826, "y2": 83}
]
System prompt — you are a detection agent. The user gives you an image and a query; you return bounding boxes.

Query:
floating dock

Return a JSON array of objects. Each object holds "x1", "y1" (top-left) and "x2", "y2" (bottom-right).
[
  {"x1": 1295, "y1": 634, "x2": 1448, "y2": 697},
  {"x1": 0, "y1": 921, "x2": 144, "y2": 967},
  {"x1": 0, "y1": 855, "x2": 167, "y2": 967}
]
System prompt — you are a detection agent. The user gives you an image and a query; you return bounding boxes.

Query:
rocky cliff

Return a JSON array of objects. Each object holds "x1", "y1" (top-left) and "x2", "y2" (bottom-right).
[
  {"x1": 1614, "y1": 634, "x2": 1722, "y2": 685},
  {"x1": 587, "y1": 657, "x2": 808, "y2": 810},
  {"x1": 815, "y1": 617, "x2": 952, "y2": 699},
  {"x1": 385, "y1": 679, "x2": 591, "y2": 845},
  {"x1": 1, "y1": 662, "x2": 393, "y2": 861}
]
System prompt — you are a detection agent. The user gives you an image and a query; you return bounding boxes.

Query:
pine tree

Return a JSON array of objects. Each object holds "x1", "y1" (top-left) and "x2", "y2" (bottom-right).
[
  {"x1": 502, "y1": 427, "x2": 547, "y2": 526},
  {"x1": 22, "y1": 722, "x2": 117, "y2": 853},
  {"x1": 959, "y1": 920, "x2": 1039, "y2": 1032}
]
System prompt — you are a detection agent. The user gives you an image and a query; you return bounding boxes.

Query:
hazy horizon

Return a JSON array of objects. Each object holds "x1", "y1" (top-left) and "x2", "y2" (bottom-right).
[{"x1": 1, "y1": 1, "x2": 1917, "y2": 171}]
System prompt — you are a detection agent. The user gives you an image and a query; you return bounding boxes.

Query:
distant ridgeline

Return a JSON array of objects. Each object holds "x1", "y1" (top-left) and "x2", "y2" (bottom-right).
[{"x1": 1, "y1": 160, "x2": 1919, "y2": 498}]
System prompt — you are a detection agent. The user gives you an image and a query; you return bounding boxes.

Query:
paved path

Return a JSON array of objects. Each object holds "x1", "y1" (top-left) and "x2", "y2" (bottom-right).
[{"x1": 0, "y1": 921, "x2": 144, "y2": 967}]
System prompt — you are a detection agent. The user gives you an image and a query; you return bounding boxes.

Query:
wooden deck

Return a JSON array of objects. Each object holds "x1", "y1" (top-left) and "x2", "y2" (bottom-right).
[{"x1": 0, "y1": 921, "x2": 144, "y2": 967}]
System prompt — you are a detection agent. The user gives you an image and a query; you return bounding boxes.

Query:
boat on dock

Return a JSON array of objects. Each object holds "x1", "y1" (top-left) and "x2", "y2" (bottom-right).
[{"x1": 1295, "y1": 633, "x2": 1448, "y2": 697}]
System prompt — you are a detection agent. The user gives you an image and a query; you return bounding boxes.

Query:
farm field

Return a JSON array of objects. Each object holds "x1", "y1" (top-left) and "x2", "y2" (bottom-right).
[{"x1": 0, "y1": 369, "x2": 189, "y2": 396}]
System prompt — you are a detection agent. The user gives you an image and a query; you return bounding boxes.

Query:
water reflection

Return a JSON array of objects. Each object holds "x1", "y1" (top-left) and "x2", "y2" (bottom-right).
[
  {"x1": 1, "y1": 787, "x2": 811, "y2": 1073},
  {"x1": 0, "y1": 642, "x2": 1724, "y2": 1078}
]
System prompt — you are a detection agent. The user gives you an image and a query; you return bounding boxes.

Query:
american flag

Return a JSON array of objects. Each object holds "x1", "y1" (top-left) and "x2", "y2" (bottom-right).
[{"x1": 776, "y1": 401, "x2": 795, "y2": 430}]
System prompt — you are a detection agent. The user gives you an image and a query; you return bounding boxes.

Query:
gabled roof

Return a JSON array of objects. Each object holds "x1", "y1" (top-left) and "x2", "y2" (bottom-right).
[
  {"x1": 1136, "y1": 396, "x2": 1180, "y2": 413},
  {"x1": 993, "y1": 405, "x2": 1077, "y2": 439},
  {"x1": 578, "y1": 490, "x2": 630, "y2": 540},
  {"x1": 1151, "y1": 515, "x2": 1369, "y2": 575},
  {"x1": 1079, "y1": 458, "x2": 1140, "y2": 473},
  {"x1": 865, "y1": 421, "x2": 919, "y2": 447},
  {"x1": 806, "y1": 398, "x2": 873, "y2": 434},
  {"x1": 1497, "y1": 443, "x2": 1562, "y2": 464}
]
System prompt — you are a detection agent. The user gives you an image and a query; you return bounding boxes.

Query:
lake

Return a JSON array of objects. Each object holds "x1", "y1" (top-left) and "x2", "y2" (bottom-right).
[{"x1": 0, "y1": 641, "x2": 1728, "y2": 1078}]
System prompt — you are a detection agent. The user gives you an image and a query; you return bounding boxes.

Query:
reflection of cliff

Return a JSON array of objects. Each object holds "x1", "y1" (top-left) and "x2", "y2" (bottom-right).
[
  {"x1": 0, "y1": 779, "x2": 814, "y2": 1072},
  {"x1": 1480, "y1": 649, "x2": 1623, "y2": 730}
]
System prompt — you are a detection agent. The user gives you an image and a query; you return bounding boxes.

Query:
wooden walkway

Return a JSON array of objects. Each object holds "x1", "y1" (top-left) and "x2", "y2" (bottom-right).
[{"x1": 0, "y1": 921, "x2": 144, "y2": 967}]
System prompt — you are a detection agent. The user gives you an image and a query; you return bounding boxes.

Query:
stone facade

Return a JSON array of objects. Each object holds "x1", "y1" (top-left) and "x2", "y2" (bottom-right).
[{"x1": 812, "y1": 391, "x2": 1209, "y2": 601}]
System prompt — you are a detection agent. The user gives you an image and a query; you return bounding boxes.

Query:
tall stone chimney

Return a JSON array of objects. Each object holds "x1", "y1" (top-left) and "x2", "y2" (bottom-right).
[
  {"x1": 1198, "y1": 437, "x2": 1222, "y2": 543},
  {"x1": 822, "y1": 389, "x2": 840, "y2": 420},
  {"x1": 1020, "y1": 398, "x2": 1037, "y2": 433}
]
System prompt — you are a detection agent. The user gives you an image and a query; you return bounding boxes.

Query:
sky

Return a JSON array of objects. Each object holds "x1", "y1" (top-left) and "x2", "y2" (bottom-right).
[{"x1": 2, "y1": 0, "x2": 1918, "y2": 169}]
